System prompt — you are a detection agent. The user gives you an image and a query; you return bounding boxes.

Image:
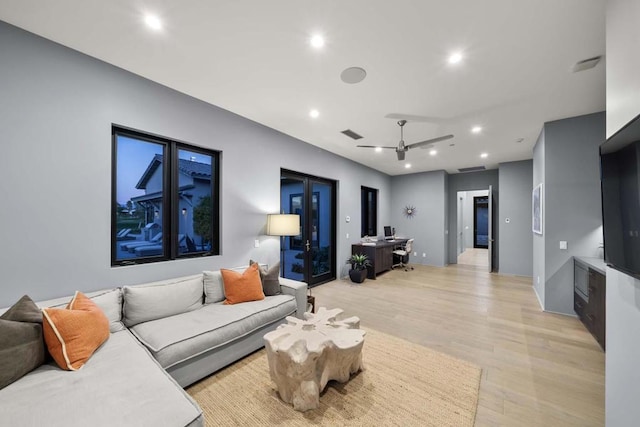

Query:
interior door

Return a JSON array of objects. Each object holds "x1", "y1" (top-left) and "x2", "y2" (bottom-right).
[
  {"x1": 457, "y1": 194, "x2": 464, "y2": 255},
  {"x1": 488, "y1": 185, "x2": 494, "y2": 272},
  {"x1": 280, "y1": 171, "x2": 336, "y2": 287}
]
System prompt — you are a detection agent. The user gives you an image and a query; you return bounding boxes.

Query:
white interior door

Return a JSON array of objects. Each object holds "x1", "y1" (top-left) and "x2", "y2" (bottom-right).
[
  {"x1": 488, "y1": 185, "x2": 494, "y2": 272},
  {"x1": 457, "y1": 193, "x2": 464, "y2": 255}
]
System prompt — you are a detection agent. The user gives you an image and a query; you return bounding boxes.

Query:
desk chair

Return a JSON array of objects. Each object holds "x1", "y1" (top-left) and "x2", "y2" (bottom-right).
[{"x1": 392, "y1": 238, "x2": 414, "y2": 271}]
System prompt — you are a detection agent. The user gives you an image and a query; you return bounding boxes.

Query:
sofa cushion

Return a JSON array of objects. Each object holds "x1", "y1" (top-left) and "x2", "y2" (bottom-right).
[
  {"x1": 37, "y1": 288, "x2": 125, "y2": 333},
  {"x1": 0, "y1": 295, "x2": 45, "y2": 390},
  {"x1": 220, "y1": 264, "x2": 264, "y2": 305},
  {"x1": 203, "y1": 271, "x2": 225, "y2": 304},
  {"x1": 42, "y1": 292, "x2": 110, "y2": 371},
  {"x1": 0, "y1": 330, "x2": 203, "y2": 427},
  {"x1": 250, "y1": 260, "x2": 281, "y2": 296},
  {"x1": 123, "y1": 275, "x2": 203, "y2": 327},
  {"x1": 130, "y1": 294, "x2": 296, "y2": 369}
]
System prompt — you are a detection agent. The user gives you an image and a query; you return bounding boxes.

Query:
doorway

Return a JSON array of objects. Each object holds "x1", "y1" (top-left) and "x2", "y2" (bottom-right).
[
  {"x1": 456, "y1": 190, "x2": 490, "y2": 268},
  {"x1": 473, "y1": 196, "x2": 489, "y2": 248},
  {"x1": 280, "y1": 170, "x2": 336, "y2": 287}
]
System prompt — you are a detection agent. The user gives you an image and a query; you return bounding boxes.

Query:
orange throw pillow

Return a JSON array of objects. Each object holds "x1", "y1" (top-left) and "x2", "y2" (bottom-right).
[
  {"x1": 42, "y1": 291, "x2": 110, "y2": 371},
  {"x1": 221, "y1": 264, "x2": 265, "y2": 305}
]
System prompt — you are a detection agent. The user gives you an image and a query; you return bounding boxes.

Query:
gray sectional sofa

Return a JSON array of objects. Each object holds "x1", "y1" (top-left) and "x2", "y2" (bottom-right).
[{"x1": 0, "y1": 267, "x2": 307, "y2": 426}]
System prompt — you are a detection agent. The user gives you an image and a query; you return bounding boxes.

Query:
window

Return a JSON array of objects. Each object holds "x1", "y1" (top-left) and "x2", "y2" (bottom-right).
[
  {"x1": 112, "y1": 126, "x2": 220, "y2": 266},
  {"x1": 361, "y1": 186, "x2": 378, "y2": 237}
]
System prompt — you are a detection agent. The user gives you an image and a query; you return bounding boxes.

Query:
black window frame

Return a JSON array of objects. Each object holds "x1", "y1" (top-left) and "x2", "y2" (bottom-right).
[
  {"x1": 361, "y1": 186, "x2": 378, "y2": 237},
  {"x1": 111, "y1": 125, "x2": 220, "y2": 266}
]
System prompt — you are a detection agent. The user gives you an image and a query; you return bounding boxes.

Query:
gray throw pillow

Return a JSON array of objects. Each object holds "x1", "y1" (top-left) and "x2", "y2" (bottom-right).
[
  {"x1": 0, "y1": 295, "x2": 45, "y2": 390},
  {"x1": 250, "y1": 260, "x2": 281, "y2": 296}
]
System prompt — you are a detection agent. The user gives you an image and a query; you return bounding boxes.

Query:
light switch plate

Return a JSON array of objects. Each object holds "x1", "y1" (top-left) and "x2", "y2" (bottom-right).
[{"x1": 559, "y1": 241, "x2": 568, "y2": 250}]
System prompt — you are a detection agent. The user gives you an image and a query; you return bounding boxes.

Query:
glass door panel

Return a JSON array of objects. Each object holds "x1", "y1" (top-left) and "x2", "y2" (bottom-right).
[
  {"x1": 310, "y1": 180, "x2": 333, "y2": 284},
  {"x1": 280, "y1": 175, "x2": 305, "y2": 281}
]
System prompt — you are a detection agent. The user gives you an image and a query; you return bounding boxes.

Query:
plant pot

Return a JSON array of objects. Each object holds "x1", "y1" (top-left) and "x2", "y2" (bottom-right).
[{"x1": 349, "y1": 268, "x2": 367, "y2": 283}]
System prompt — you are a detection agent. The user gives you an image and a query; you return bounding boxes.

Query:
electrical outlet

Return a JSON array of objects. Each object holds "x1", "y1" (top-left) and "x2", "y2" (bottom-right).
[
  {"x1": 537, "y1": 276, "x2": 540, "y2": 284},
  {"x1": 254, "y1": 239, "x2": 260, "y2": 248},
  {"x1": 346, "y1": 233, "x2": 349, "y2": 239},
  {"x1": 413, "y1": 252, "x2": 417, "y2": 256},
  {"x1": 422, "y1": 253, "x2": 426, "y2": 257}
]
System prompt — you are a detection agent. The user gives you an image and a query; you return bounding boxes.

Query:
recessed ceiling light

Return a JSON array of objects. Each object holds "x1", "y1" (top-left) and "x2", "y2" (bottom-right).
[
  {"x1": 480, "y1": 153, "x2": 488, "y2": 158},
  {"x1": 144, "y1": 15, "x2": 162, "y2": 31},
  {"x1": 309, "y1": 109, "x2": 319, "y2": 118},
  {"x1": 429, "y1": 150, "x2": 437, "y2": 156},
  {"x1": 471, "y1": 126, "x2": 482, "y2": 134},
  {"x1": 375, "y1": 147, "x2": 382, "y2": 153},
  {"x1": 405, "y1": 163, "x2": 411, "y2": 169},
  {"x1": 310, "y1": 35, "x2": 325, "y2": 48},
  {"x1": 448, "y1": 52, "x2": 463, "y2": 64}
]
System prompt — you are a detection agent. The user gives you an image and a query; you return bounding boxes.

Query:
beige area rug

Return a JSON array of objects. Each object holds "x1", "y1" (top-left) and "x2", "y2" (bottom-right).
[{"x1": 187, "y1": 329, "x2": 481, "y2": 426}]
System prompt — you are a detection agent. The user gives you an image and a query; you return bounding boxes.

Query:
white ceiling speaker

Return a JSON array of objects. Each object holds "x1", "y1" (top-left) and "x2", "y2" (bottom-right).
[{"x1": 340, "y1": 67, "x2": 367, "y2": 84}]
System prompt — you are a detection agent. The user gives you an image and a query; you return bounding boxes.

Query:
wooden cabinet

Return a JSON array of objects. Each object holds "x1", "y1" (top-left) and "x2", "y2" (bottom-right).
[{"x1": 574, "y1": 259, "x2": 606, "y2": 351}]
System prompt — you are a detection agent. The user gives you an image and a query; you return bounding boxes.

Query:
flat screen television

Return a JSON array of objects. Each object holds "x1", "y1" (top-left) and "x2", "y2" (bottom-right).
[{"x1": 600, "y1": 113, "x2": 640, "y2": 279}]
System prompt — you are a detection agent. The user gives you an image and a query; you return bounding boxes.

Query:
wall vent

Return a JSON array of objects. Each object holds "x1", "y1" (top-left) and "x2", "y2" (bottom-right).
[
  {"x1": 572, "y1": 55, "x2": 602, "y2": 73},
  {"x1": 458, "y1": 166, "x2": 486, "y2": 173},
  {"x1": 341, "y1": 129, "x2": 363, "y2": 140}
]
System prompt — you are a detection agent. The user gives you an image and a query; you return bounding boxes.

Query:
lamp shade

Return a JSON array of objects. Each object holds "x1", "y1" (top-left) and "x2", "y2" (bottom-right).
[{"x1": 266, "y1": 214, "x2": 300, "y2": 236}]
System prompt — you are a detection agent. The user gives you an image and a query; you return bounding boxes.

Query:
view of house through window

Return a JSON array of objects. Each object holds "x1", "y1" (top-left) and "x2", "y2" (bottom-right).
[
  {"x1": 361, "y1": 186, "x2": 378, "y2": 237},
  {"x1": 112, "y1": 127, "x2": 219, "y2": 265}
]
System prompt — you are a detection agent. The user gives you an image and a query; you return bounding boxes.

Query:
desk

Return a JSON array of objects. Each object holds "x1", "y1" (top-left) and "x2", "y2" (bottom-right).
[{"x1": 351, "y1": 239, "x2": 408, "y2": 279}]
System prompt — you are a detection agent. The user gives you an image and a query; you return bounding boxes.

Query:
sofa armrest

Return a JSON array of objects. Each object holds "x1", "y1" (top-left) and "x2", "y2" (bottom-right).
[{"x1": 279, "y1": 277, "x2": 307, "y2": 319}]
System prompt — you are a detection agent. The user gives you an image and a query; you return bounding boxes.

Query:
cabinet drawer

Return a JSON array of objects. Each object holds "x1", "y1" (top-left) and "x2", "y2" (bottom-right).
[{"x1": 574, "y1": 293, "x2": 587, "y2": 317}]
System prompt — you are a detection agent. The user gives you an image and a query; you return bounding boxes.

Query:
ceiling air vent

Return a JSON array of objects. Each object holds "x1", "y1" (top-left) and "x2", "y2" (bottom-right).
[
  {"x1": 341, "y1": 129, "x2": 363, "y2": 140},
  {"x1": 572, "y1": 56, "x2": 602, "y2": 73},
  {"x1": 458, "y1": 166, "x2": 486, "y2": 173}
]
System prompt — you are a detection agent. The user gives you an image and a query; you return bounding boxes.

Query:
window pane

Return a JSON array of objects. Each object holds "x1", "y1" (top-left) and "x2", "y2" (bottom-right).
[
  {"x1": 178, "y1": 149, "x2": 213, "y2": 254},
  {"x1": 114, "y1": 135, "x2": 165, "y2": 261}
]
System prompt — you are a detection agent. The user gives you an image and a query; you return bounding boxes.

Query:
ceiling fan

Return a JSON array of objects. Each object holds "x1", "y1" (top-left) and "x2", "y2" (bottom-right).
[{"x1": 357, "y1": 120, "x2": 454, "y2": 161}]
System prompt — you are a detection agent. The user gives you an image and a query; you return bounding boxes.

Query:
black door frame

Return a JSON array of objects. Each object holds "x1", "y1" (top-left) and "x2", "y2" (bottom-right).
[
  {"x1": 473, "y1": 196, "x2": 489, "y2": 249},
  {"x1": 281, "y1": 169, "x2": 337, "y2": 287}
]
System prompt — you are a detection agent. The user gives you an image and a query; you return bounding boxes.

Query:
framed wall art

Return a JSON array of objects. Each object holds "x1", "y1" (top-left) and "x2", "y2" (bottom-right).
[{"x1": 532, "y1": 183, "x2": 543, "y2": 235}]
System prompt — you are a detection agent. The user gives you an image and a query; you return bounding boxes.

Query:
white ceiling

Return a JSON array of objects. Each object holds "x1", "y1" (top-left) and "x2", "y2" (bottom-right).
[{"x1": 0, "y1": 0, "x2": 606, "y2": 176}]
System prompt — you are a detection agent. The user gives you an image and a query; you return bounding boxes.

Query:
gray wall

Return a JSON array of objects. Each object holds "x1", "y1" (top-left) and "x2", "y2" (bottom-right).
[
  {"x1": 542, "y1": 112, "x2": 605, "y2": 315},
  {"x1": 447, "y1": 170, "x2": 499, "y2": 266},
  {"x1": 389, "y1": 171, "x2": 447, "y2": 266},
  {"x1": 0, "y1": 21, "x2": 391, "y2": 306},
  {"x1": 498, "y1": 160, "x2": 533, "y2": 277},
  {"x1": 532, "y1": 129, "x2": 546, "y2": 305},
  {"x1": 605, "y1": 0, "x2": 640, "y2": 424}
]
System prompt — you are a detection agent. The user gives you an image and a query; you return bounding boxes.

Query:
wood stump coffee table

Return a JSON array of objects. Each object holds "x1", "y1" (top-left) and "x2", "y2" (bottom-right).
[{"x1": 263, "y1": 307, "x2": 366, "y2": 411}]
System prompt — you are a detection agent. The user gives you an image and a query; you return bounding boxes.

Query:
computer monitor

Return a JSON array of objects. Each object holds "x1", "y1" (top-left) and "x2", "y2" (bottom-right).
[{"x1": 384, "y1": 226, "x2": 392, "y2": 238}]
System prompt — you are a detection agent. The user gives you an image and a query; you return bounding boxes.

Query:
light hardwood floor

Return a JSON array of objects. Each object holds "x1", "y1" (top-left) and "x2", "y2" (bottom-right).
[
  {"x1": 311, "y1": 264, "x2": 604, "y2": 426},
  {"x1": 458, "y1": 248, "x2": 489, "y2": 267}
]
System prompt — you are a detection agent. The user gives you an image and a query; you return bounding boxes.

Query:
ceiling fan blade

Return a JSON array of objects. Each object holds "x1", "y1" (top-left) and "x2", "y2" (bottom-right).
[
  {"x1": 357, "y1": 145, "x2": 397, "y2": 149},
  {"x1": 406, "y1": 134, "x2": 454, "y2": 150},
  {"x1": 396, "y1": 150, "x2": 405, "y2": 161},
  {"x1": 385, "y1": 113, "x2": 447, "y2": 124}
]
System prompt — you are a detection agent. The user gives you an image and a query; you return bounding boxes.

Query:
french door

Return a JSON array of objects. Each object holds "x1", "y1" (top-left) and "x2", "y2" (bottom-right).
[{"x1": 280, "y1": 170, "x2": 336, "y2": 287}]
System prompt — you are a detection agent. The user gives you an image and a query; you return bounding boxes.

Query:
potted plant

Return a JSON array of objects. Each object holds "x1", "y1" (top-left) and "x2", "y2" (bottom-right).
[{"x1": 347, "y1": 253, "x2": 371, "y2": 283}]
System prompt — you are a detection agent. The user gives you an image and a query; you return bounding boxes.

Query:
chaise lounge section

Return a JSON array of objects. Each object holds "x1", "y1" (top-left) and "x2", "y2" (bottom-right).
[{"x1": 0, "y1": 266, "x2": 307, "y2": 426}]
